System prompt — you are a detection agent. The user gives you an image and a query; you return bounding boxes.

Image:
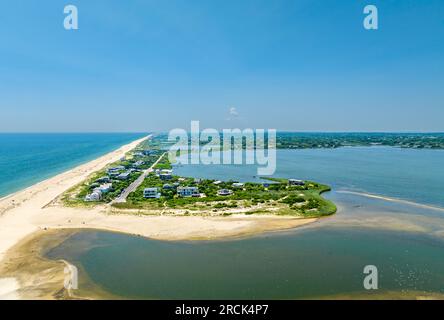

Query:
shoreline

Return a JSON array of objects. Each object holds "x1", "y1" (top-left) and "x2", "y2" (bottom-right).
[
  {"x1": 0, "y1": 220, "x2": 319, "y2": 300},
  {"x1": 0, "y1": 135, "x2": 146, "y2": 204},
  {"x1": 0, "y1": 135, "x2": 319, "y2": 299},
  {"x1": 0, "y1": 135, "x2": 149, "y2": 260},
  {"x1": 5, "y1": 225, "x2": 444, "y2": 301}
]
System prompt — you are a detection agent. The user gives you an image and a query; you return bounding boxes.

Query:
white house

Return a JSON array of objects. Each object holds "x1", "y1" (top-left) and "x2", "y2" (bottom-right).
[
  {"x1": 217, "y1": 189, "x2": 233, "y2": 196},
  {"x1": 117, "y1": 171, "x2": 131, "y2": 180},
  {"x1": 96, "y1": 183, "x2": 112, "y2": 193},
  {"x1": 232, "y1": 183, "x2": 244, "y2": 188},
  {"x1": 107, "y1": 165, "x2": 125, "y2": 175},
  {"x1": 289, "y1": 179, "x2": 305, "y2": 186},
  {"x1": 133, "y1": 160, "x2": 145, "y2": 167},
  {"x1": 144, "y1": 187, "x2": 160, "y2": 198},
  {"x1": 177, "y1": 187, "x2": 199, "y2": 197},
  {"x1": 85, "y1": 190, "x2": 102, "y2": 202}
]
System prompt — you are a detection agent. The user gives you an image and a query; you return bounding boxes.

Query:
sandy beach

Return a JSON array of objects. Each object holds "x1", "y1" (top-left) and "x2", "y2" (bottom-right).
[
  {"x1": 0, "y1": 278, "x2": 19, "y2": 299},
  {"x1": 0, "y1": 136, "x2": 316, "y2": 299}
]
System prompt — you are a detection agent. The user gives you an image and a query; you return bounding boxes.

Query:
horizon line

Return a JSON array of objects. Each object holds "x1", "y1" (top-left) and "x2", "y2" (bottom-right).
[{"x1": 0, "y1": 131, "x2": 444, "y2": 134}]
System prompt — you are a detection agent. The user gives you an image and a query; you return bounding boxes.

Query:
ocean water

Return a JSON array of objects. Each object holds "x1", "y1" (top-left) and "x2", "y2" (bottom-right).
[
  {"x1": 45, "y1": 146, "x2": 444, "y2": 299},
  {"x1": 0, "y1": 133, "x2": 146, "y2": 197}
]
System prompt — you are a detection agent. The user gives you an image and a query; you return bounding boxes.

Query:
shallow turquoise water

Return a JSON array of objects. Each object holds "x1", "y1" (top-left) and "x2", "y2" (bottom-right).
[
  {"x1": 0, "y1": 133, "x2": 146, "y2": 197},
  {"x1": 45, "y1": 147, "x2": 444, "y2": 299}
]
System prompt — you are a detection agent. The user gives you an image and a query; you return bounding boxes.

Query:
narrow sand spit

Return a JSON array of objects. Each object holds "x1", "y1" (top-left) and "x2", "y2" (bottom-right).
[{"x1": 0, "y1": 135, "x2": 316, "y2": 299}]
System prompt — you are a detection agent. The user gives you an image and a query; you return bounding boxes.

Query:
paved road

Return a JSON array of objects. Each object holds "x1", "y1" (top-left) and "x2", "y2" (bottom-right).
[{"x1": 113, "y1": 152, "x2": 166, "y2": 204}]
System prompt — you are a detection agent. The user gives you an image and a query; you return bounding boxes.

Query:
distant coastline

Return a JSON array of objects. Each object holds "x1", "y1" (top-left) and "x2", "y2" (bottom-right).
[{"x1": 275, "y1": 132, "x2": 444, "y2": 149}]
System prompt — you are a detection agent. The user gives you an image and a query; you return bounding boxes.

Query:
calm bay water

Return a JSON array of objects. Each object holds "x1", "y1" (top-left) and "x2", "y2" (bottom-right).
[
  {"x1": 174, "y1": 147, "x2": 444, "y2": 208},
  {"x1": 47, "y1": 227, "x2": 444, "y2": 299},
  {"x1": 0, "y1": 133, "x2": 146, "y2": 197},
  {"x1": 45, "y1": 146, "x2": 444, "y2": 299}
]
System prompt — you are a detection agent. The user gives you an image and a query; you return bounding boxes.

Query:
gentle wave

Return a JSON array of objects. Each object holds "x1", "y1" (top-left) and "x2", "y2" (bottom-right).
[{"x1": 337, "y1": 190, "x2": 444, "y2": 212}]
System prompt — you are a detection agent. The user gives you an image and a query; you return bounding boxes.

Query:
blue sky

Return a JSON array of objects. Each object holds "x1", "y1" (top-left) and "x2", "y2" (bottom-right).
[{"x1": 0, "y1": 0, "x2": 443, "y2": 132}]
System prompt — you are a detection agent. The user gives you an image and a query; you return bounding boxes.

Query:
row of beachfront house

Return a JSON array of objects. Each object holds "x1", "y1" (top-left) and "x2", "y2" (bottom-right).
[
  {"x1": 84, "y1": 164, "x2": 141, "y2": 202},
  {"x1": 107, "y1": 165, "x2": 125, "y2": 177},
  {"x1": 142, "y1": 166, "x2": 305, "y2": 200},
  {"x1": 133, "y1": 149, "x2": 159, "y2": 158},
  {"x1": 107, "y1": 166, "x2": 137, "y2": 181},
  {"x1": 143, "y1": 179, "x2": 305, "y2": 200},
  {"x1": 142, "y1": 186, "x2": 236, "y2": 199}
]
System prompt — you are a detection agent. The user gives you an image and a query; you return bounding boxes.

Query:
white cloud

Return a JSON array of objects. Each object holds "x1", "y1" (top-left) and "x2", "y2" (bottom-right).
[{"x1": 229, "y1": 107, "x2": 238, "y2": 116}]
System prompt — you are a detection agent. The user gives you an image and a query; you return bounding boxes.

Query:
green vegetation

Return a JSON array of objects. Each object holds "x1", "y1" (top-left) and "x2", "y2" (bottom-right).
[
  {"x1": 61, "y1": 134, "x2": 339, "y2": 217},
  {"x1": 153, "y1": 154, "x2": 172, "y2": 170},
  {"x1": 77, "y1": 171, "x2": 141, "y2": 202},
  {"x1": 137, "y1": 133, "x2": 174, "y2": 151},
  {"x1": 61, "y1": 137, "x2": 164, "y2": 206},
  {"x1": 181, "y1": 132, "x2": 444, "y2": 150},
  {"x1": 122, "y1": 159, "x2": 336, "y2": 217},
  {"x1": 276, "y1": 132, "x2": 444, "y2": 149}
]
